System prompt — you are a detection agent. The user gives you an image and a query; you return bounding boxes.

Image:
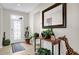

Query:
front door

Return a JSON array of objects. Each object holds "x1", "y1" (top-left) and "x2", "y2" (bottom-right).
[{"x1": 10, "y1": 15, "x2": 23, "y2": 43}]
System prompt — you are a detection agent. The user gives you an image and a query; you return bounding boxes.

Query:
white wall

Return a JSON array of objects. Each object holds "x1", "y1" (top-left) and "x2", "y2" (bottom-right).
[
  {"x1": 29, "y1": 3, "x2": 53, "y2": 34},
  {"x1": 0, "y1": 5, "x2": 3, "y2": 48},
  {"x1": 29, "y1": 3, "x2": 53, "y2": 46},
  {"x1": 29, "y1": 3, "x2": 79, "y2": 55},
  {"x1": 33, "y1": 12, "x2": 41, "y2": 34},
  {"x1": 3, "y1": 8, "x2": 29, "y2": 38},
  {"x1": 0, "y1": 8, "x2": 29, "y2": 45},
  {"x1": 53, "y1": 4, "x2": 79, "y2": 54},
  {"x1": 0, "y1": 6, "x2": 2, "y2": 48},
  {"x1": 0, "y1": 7, "x2": 1, "y2": 47}
]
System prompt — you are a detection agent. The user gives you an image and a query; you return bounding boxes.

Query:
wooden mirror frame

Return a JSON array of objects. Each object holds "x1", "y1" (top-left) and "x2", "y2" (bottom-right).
[{"x1": 42, "y1": 3, "x2": 67, "y2": 28}]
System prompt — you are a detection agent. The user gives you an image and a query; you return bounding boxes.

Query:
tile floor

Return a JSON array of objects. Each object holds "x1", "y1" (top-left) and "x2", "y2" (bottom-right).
[{"x1": 0, "y1": 42, "x2": 35, "y2": 55}]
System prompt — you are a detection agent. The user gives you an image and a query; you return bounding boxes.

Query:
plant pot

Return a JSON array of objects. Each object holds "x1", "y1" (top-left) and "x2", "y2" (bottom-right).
[
  {"x1": 45, "y1": 35, "x2": 51, "y2": 39},
  {"x1": 25, "y1": 39, "x2": 30, "y2": 44}
]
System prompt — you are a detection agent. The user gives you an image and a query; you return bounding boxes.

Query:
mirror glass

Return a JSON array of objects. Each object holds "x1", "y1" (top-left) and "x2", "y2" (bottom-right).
[{"x1": 44, "y1": 5, "x2": 62, "y2": 26}]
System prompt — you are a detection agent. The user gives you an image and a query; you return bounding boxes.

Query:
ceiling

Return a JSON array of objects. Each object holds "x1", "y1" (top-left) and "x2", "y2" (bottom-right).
[{"x1": 0, "y1": 3, "x2": 39, "y2": 13}]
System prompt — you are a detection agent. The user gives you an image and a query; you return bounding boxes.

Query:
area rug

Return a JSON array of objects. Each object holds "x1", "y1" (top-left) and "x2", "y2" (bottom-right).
[{"x1": 11, "y1": 43, "x2": 25, "y2": 53}]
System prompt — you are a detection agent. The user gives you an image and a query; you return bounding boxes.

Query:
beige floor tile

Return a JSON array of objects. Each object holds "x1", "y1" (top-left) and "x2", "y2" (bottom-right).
[
  {"x1": 0, "y1": 45, "x2": 12, "y2": 55},
  {"x1": 0, "y1": 43, "x2": 35, "y2": 55}
]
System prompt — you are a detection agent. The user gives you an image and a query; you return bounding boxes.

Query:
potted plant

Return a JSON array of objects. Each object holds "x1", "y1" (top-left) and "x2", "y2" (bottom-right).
[
  {"x1": 2, "y1": 32, "x2": 10, "y2": 46},
  {"x1": 34, "y1": 33, "x2": 39, "y2": 39},
  {"x1": 41, "y1": 29, "x2": 55, "y2": 39},
  {"x1": 25, "y1": 34, "x2": 33, "y2": 44},
  {"x1": 3, "y1": 39, "x2": 10, "y2": 46},
  {"x1": 37, "y1": 48, "x2": 51, "y2": 55},
  {"x1": 25, "y1": 32, "x2": 39, "y2": 44}
]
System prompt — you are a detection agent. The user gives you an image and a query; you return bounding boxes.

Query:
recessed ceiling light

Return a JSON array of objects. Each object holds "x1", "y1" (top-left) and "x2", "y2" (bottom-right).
[{"x1": 17, "y1": 4, "x2": 21, "y2": 7}]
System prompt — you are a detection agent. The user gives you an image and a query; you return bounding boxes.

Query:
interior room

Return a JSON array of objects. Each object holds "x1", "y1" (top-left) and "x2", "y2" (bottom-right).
[{"x1": 0, "y1": 3, "x2": 79, "y2": 55}]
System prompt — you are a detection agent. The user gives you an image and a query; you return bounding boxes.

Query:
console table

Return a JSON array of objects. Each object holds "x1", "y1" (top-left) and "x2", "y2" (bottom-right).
[{"x1": 34, "y1": 37, "x2": 61, "y2": 55}]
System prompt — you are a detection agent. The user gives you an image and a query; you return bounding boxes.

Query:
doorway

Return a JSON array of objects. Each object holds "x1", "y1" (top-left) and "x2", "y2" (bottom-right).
[{"x1": 10, "y1": 15, "x2": 24, "y2": 43}]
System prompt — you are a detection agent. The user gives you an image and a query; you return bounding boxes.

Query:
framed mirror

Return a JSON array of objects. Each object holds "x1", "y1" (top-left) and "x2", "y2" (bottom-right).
[{"x1": 42, "y1": 3, "x2": 67, "y2": 28}]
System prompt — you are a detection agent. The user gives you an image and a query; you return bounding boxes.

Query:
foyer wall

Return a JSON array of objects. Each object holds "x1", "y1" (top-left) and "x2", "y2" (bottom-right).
[
  {"x1": 3, "y1": 9, "x2": 28, "y2": 38},
  {"x1": 54, "y1": 4, "x2": 79, "y2": 54},
  {"x1": 0, "y1": 6, "x2": 2, "y2": 48},
  {"x1": 0, "y1": 6, "x2": 3, "y2": 48},
  {"x1": 2, "y1": 8, "x2": 29, "y2": 43},
  {"x1": 0, "y1": 8, "x2": 29, "y2": 46},
  {"x1": 29, "y1": 3, "x2": 79, "y2": 54}
]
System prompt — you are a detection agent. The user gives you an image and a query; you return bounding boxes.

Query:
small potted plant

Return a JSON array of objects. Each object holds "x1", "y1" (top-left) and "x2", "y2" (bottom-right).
[
  {"x1": 37, "y1": 48, "x2": 51, "y2": 55},
  {"x1": 24, "y1": 26, "x2": 32, "y2": 44},
  {"x1": 34, "y1": 33, "x2": 39, "y2": 39},
  {"x1": 41, "y1": 29, "x2": 55, "y2": 40},
  {"x1": 25, "y1": 32, "x2": 39, "y2": 44},
  {"x1": 25, "y1": 34, "x2": 33, "y2": 44},
  {"x1": 2, "y1": 32, "x2": 10, "y2": 46},
  {"x1": 2, "y1": 39, "x2": 10, "y2": 46}
]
